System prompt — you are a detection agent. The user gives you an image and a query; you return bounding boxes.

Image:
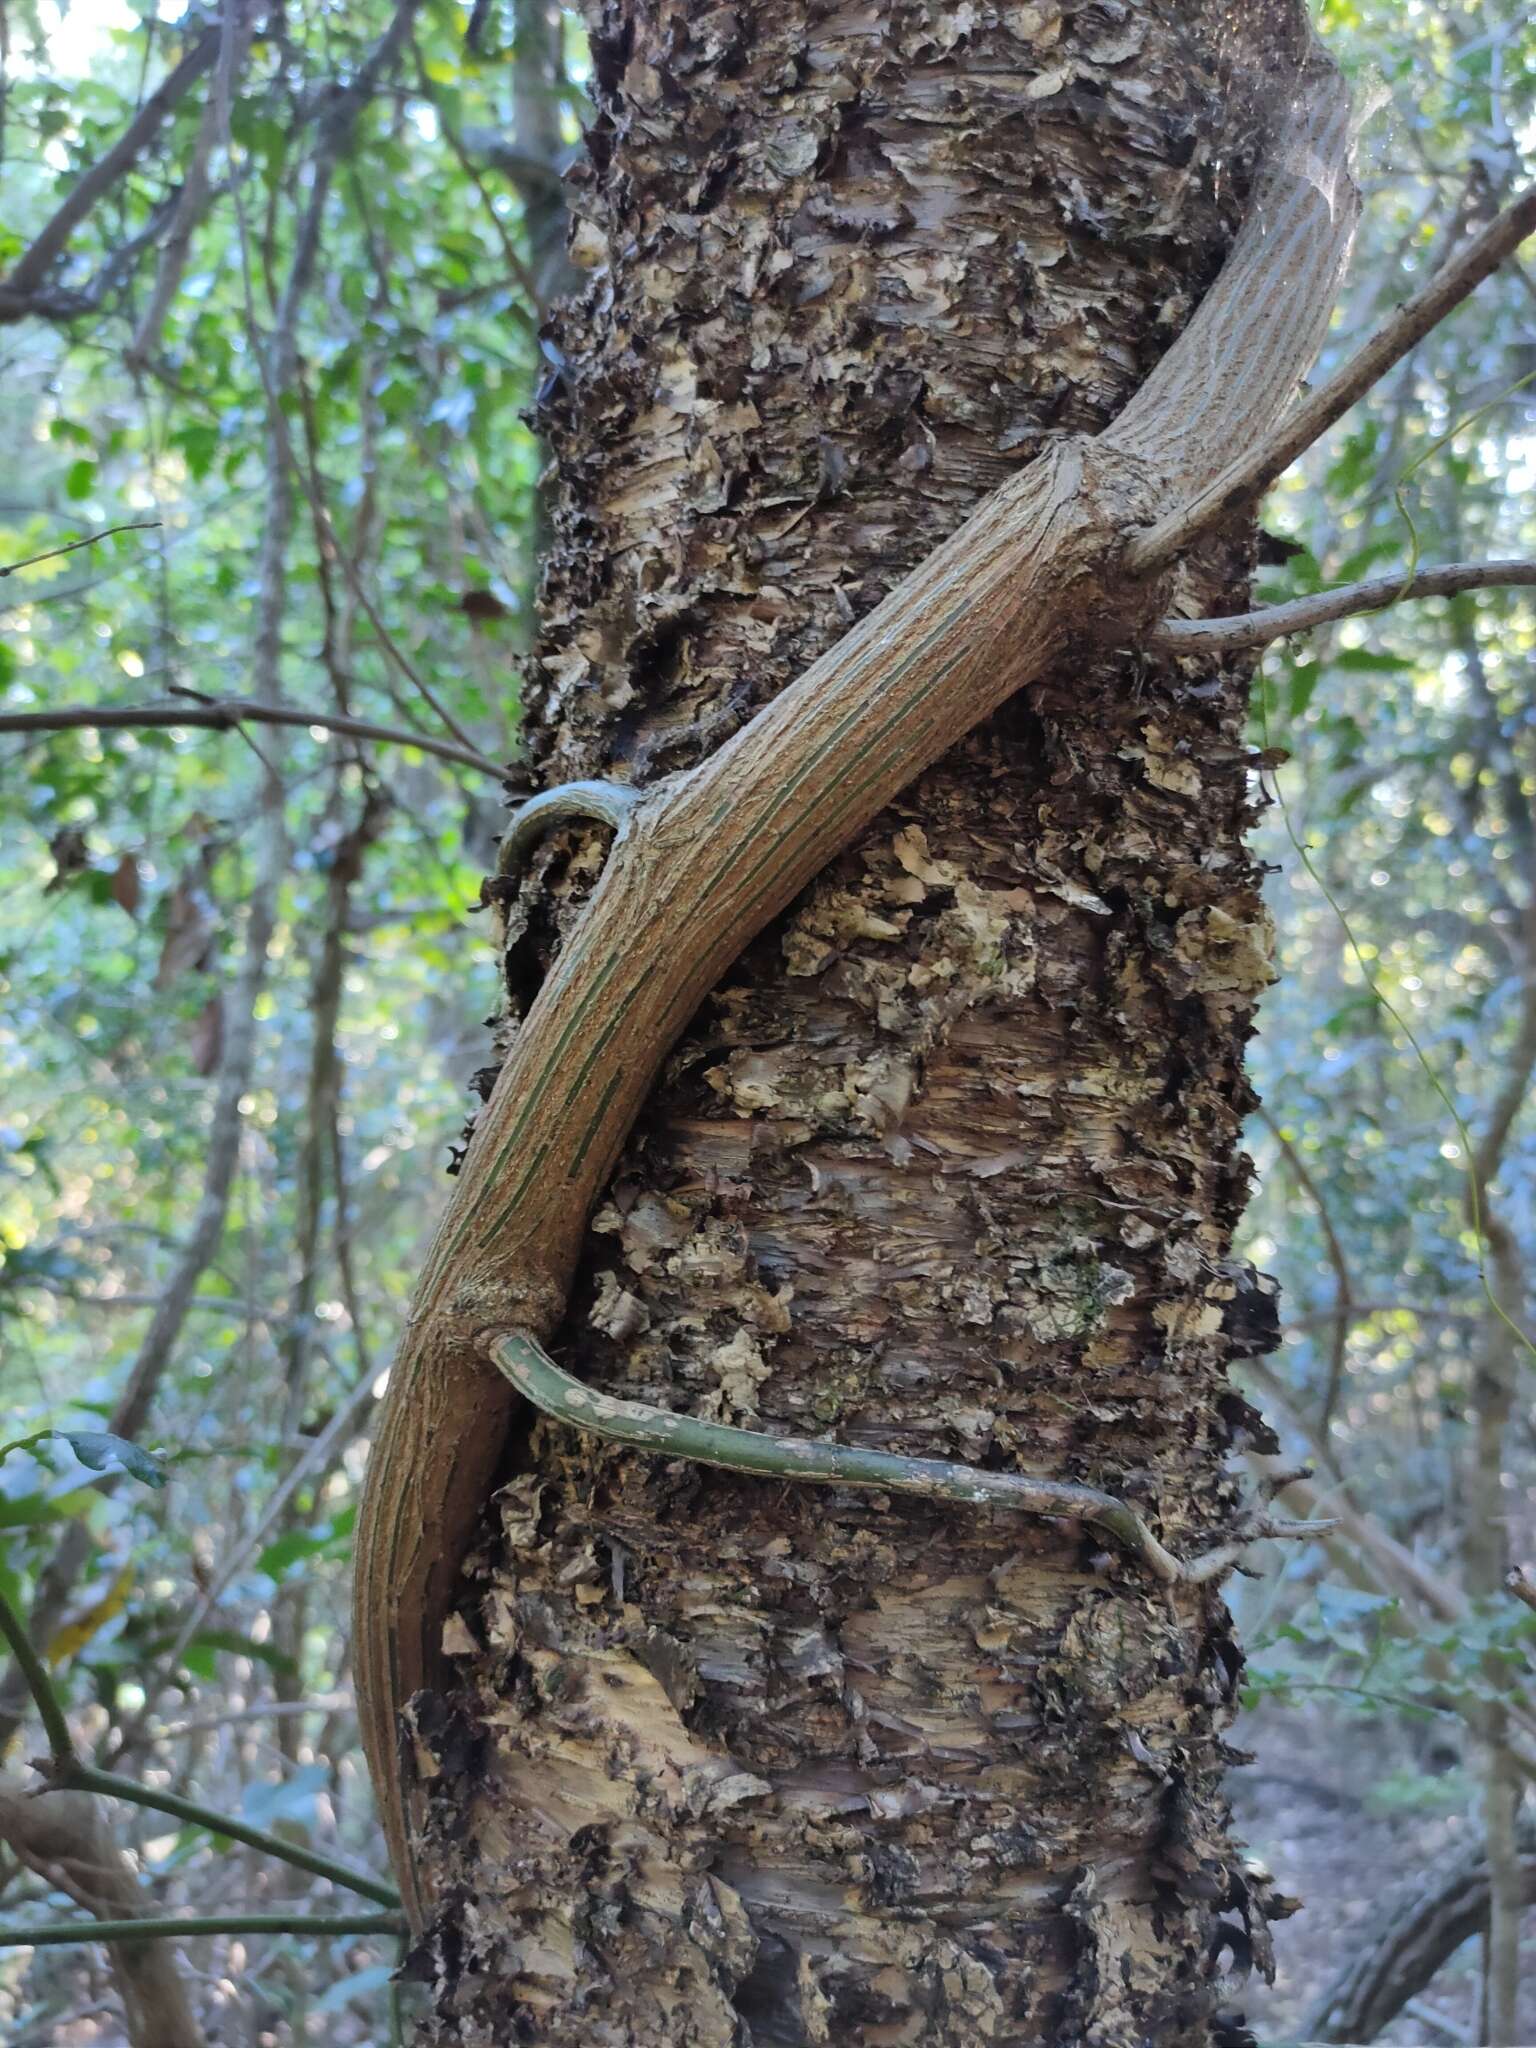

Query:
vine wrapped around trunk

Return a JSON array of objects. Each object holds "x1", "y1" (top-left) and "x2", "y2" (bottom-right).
[{"x1": 354, "y1": 4, "x2": 1364, "y2": 2040}]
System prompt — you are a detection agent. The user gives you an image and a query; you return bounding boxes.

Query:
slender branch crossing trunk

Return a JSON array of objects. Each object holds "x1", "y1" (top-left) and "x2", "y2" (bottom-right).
[
  {"x1": 365, "y1": 4, "x2": 1363, "y2": 2039},
  {"x1": 0, "y1": 1780, "x2": 206, "y2": 2048}
]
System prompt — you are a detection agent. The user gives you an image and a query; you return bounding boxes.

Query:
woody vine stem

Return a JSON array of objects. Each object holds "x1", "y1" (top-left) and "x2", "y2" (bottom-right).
[{"x1": 350, "y1": 43, "x2": 1536, "y2": 1930}]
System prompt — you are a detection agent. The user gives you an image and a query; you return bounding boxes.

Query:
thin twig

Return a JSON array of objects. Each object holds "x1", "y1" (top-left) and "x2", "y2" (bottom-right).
[
  {"x1": 0, "y1": 1581, "x2": 397, "y2": 1907},
  {"x1": 281, "y1": 789, "x2": 385, "y2": 1440},
  {"x1": 145, "y1": 1696, "x2": 354, "y2": 1742},
  {"x1": 0, "y1": 1578, "x2": 72, "y2": 1765},
  {"x1": 0, "y1": 29, "x2": 220, "y2": 317},
  {"x1": 0, "y1": 1774, "x2": 208, "y2": 2043},
  {"x1": 222, "y1": 0, "x2": 485, "y2": 765},
  {"x1": 488, "y1": 1330, "x2": 1329, "y2": 1588},
  {"x1": 419, "y1": 55, "x2": 541, "y2": 322},
  {"x1": 0, "y1": 697, "x2": 505, "y2": 776},
  {"x1": 287, "y1": 457, "x2": 492, "y2": 762},
  {"x1": 0, "y1": 521, "x2": 161, "y2": 579},
  {"x1": 0, "y1": 1911, "x2": 404, "y2": 1948},
  {"x1": 24, "y1": 1288, "x2": 248, "y2": 1316},
  {"x1": 1257, "y1": 1105, "x2": 1355, "y2": 1435},
  {"x1": 1283, "y1": 1301, "x2": 1474, "y2": 1333},
  {"x1": 1127, "y1": 185, "x2": 1536, "y2": 575},
  {"x1": 57, "y1": 1763, "x2": 396, "y2": 1907},
  {"x1": 161, "y1": 1365, "x2": 382, "y2": 1672},
  {"x1": 1152, "y1": 558, "x2": 1536, "y2": 653},
  {"x1": 126, "y1": 7, "x2": 251, "y2": 369}
]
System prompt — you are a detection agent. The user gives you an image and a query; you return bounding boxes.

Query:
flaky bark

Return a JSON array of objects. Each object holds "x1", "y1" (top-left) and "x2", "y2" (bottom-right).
[{"x1": 387, "y1": 5, "x2": 1348, "y2": 2041}]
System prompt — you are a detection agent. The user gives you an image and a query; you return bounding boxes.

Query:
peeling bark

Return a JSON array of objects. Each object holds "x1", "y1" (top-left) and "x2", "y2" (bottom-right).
[{"x1": 410, "y1": 4, "x2": 1321, "y2": 2040}]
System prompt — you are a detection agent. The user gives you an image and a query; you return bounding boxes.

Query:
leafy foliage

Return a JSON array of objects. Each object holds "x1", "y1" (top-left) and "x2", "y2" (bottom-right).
[
  {"x1": 0, "y1": 1, "x2": 583, "y2": 2035},
  {"x1": 1229, "y1": 9, "x2": 1536, "y2": 2025},
  {"x1": 1244, "y1": 0, "x2": 1536, "y2": 1479}
]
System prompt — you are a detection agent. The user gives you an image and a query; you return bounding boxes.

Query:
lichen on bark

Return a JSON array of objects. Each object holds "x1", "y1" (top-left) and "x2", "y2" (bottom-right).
[{"x1": 409, "y1": 3, "x2": 1317, "y2": 2041}]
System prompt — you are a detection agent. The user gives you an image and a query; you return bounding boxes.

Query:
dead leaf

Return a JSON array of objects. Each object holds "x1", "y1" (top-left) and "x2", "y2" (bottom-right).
[
  {"x1": 156, "y1": 874, "x2": 214, "y2": 988},
  {"x1": 110, "y1": 854, "x2": 141, "y2": 917},
  {"x1": 190, "y1": 993, "x2": 223, "y2": 1076},
  {"x1": 44, "y1": 827, "x2": 90, "y2": 892},
  {"x1": 457, "y1": 588, "x2": 509, "y2": 622}
]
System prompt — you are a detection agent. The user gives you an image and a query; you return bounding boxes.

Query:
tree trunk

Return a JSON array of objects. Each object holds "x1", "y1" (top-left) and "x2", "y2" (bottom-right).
[{"x1": 408, "y1": 4, "x2": 1321, "y2": 2040}]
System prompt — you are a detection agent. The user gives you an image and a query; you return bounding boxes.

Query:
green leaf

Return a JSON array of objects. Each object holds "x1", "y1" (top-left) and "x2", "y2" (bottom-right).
[
  {"x1": 256, "y1": 1525, "x2": 330, "y2": 1578},
  {"x1": 1333, "y1": 647, "x2": 1414, "y2": 674},
  {"x1": 0, "y1": 1489, "x2": 95, "y2": 1529},
  {"x1": 314, "y1": 1963, "x2": 395, "y2": 2012},
  {"x1": 63, "y1": 459, "x2": 97, "y2": 502},
  {"x1": 1313, "y1": 1582, "x2": 1394, "y2": 1636},
  {"x1": 168, "y1": 1628, "x2": 298, "y2": 1680},
  {"x1": 241, "y1": 1761, "x2": 329, "y2": 1830},
  {"x1": 1, "y1": 1430, "x2": 167, "y2": 1490},
  {"x1": 257, "y1": 1500, "x2": 356, "y2": 1580},
  {"x1": 1286, "y1": 659, "x2": 1320, "y2": 720},
  {"x1": 63, "y1": 1433, "x2": 168, "y2": 1487},
  {"x1": 174, "y1": 421, "x2": 220, "y2": 482}
]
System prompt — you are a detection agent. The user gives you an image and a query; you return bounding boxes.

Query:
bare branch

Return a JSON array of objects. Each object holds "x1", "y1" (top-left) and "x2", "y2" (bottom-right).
[
  {"x1": 140, "y1": 1696, "x2": 354, "y2": 1742},
  {"x1": 0, "y1": 696, "x2": 506, "y2": 776},
  {"x1": 428, "y1": 100, "x2": 542, "y2": 322},
  {"x1": 0, "y1": 1910, "x2": 404, "y2": 1948},
  {"x1": 163, "y1": 1325, "x2": 383, "y2": 1669},
  {"x1": 56, "y1": 1759, "x2": 398, "y2": 1907},
  {"x1": 1127, "y1": 184, "x2": 1536, "y2": 575},
  {"x1": 0, "y1": 14, "x2": 380, "y2": 1741},
  {"x1": 1257, "y1": 1105, "x2": 1354, "y2": 1435},
  {"x1": 0, "y1": 1576, "x2": 73, "y2": 1767},
  {"x1": 1283, "y1": 1301, "x2": 1474, "y2": 1332},
  {"x1": 17, "y1": 1288, "x2": 247, "y2": 1316},
  {"x1": 229, "y1": 0, "x2": 489, "y2": 764},
  {"x1": 0, "y1": 522, "x2": 161, "y2": 579},
  {"x1": 1303, "y1": 1814, "x2": 1536, "y2": 2044},
  {"x1": 1472, "y1": 991, "x2": 1536, "y2": 1208},
  {"x1": 1, "y1": 191, "x2": 186, "y2": 324},
  {"x1": 126, "y1": 11, "x2": 253, "y2": 369},
  {"x1": 0, "y1": 1780, "x2": 206, "y2": 2047},
  {"x1": 286, "y1": 458, "x2": 493, "y2": 761},
  {"x1": 460, "y1": 128, "x2": 565, "y2": 197},
  {"x1": 0, "y1": 28, "x2": 220, "y2": 321},
  {"x1": 0, "y1": 1574, "x2": 397, "y2": 1908},
  {"x1": 280, "y1": 791, "x2": 386, "y2": 1438},
  {"x1": 1152, "y1": 558, "x2": 1536, "y2": 653}
]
